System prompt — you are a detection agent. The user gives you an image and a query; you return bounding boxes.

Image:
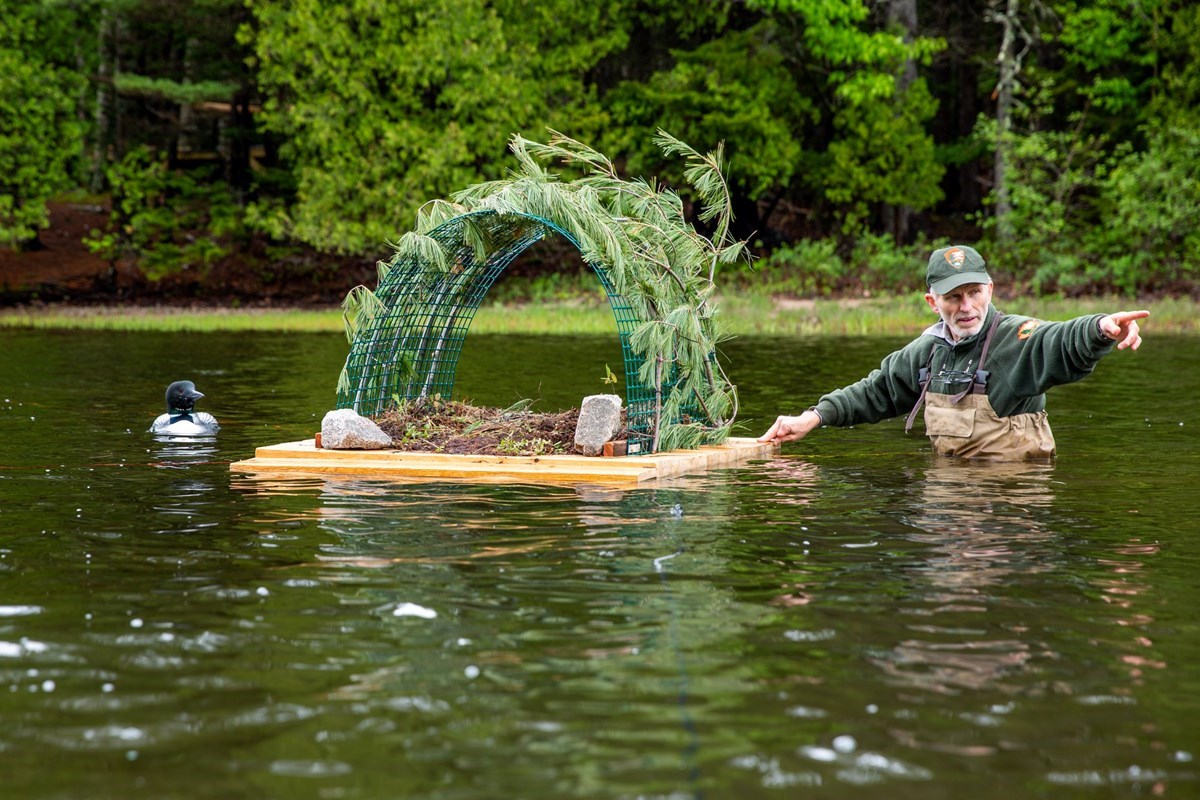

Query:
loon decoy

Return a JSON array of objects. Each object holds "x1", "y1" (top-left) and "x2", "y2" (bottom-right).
[{"x1": 149, "y1": 380, "x2": 220, "y2": 436}]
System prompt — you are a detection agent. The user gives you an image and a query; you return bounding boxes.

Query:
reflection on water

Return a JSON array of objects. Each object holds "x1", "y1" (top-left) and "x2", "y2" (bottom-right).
[
  {"x1": 877, "y1": 461, "x2": 1059, "y2": 732},
  {"x1": 150, "y1": 436, "x2": 220, "y2": 470},
  {"x1": 905, "y1": 459, "x2": 1058, "y2": 595},
  {"x1": 151, "y1": 432, "x2": 218, "y2": 450},
  {"x1": 0, "y1": 330, "x2": 1198, "y2": 798}
]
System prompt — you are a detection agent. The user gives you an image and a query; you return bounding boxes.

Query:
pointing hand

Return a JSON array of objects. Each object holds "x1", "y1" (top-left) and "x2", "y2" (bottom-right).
[{"x1": 1099, "y1": 310, "x2": 1149, "y2": 351}]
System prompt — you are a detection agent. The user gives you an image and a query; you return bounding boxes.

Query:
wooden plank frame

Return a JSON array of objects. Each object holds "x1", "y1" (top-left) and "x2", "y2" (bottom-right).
[{"x1": 230, "y1": 437, "x2": 779, "y2": 485}]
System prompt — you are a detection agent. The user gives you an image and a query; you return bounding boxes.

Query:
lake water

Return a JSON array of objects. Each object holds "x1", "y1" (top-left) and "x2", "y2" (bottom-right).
[{"x1": 1, "y1": 326, "x2": 1197, "y2": 798}]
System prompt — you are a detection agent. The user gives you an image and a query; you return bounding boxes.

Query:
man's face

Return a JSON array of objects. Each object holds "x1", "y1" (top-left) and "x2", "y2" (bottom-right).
[{"x1": 925, "y1": 281, "x2": 993, "y2": 341}]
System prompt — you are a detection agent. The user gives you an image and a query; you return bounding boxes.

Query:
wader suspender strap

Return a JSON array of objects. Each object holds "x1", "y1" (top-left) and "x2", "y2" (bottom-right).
[
  {"x1": 904, "y1": 347, "x2": 938, "y2": 433},
  {"x1": 903, "y1": 312, "x2": 1005, "y2": 434}
]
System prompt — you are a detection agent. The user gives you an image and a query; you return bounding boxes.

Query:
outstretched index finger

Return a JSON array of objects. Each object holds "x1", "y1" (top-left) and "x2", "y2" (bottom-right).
[{"x1": 1110, "y1": 309, "x2": 1150, "y2": 325}]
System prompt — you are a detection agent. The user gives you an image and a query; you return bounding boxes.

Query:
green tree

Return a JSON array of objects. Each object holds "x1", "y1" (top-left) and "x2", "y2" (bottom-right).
[
  {"x1": 607, "y1": 2, "x2": 944, "y2": 244},
  {"x1": 603, "y1": 22, "x2": 812, "y2": 244},
  {"x1": 974, "y1": 0, "x2": 1199, "y2": 292},
  {"x1": 1157, "y1": 0, "x2": 1200, "y2": 105},
  {"x1": 1091, "y1": 125, "x2": 1200, "y2": 293},
  {"x1": 1050, "y1": 0, "x2": 1166, "y2": 137},
  {"x1": 96, "y1": 0, "x2": 254, "y2": 191},
  {"x1": 246, "y1": 0, "x2": 629, "y2": 254},
  {"x1": 753, "y1": 0, "x2": 944, "y2": 237},
  {"x1": 0, "y1": 2, "x2": 85, "y2": 249},
  {"x1": 1080, "y1": 3, "x2": 1200, "y2": 293},
  {"x1": 84, "y1": 146, "x2": 239, "y2": 280}
]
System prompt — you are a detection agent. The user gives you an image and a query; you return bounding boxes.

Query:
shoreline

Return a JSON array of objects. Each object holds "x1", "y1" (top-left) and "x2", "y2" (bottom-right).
[{"x1": 2, "y1": 294, "x2": 1195, "y2": 336}]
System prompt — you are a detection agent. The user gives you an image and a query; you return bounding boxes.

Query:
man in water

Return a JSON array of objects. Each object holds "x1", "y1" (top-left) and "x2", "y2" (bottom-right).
[{"x1": 758, "y1": 245, "x2": 1148, "y2": 459}]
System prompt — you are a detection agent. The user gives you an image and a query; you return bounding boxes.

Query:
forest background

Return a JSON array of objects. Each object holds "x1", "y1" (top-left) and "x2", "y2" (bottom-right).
[{"x1": 1, "y1": 0, "x2": 1198, "y2": 309}]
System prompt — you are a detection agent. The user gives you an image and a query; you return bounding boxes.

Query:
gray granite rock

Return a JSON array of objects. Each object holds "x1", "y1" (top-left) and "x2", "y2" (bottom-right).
[
  {"x1": 321, "y1": 408, "x2": 393, "y2": 450},
  {"x1": 574, "y1": 394, "x2": 622, "y2": 456}
]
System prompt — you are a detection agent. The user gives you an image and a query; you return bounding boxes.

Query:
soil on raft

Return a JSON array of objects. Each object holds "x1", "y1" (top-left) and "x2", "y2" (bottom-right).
[{"x1": 373, "y1": 399, "x2": 621, "y2": 457}]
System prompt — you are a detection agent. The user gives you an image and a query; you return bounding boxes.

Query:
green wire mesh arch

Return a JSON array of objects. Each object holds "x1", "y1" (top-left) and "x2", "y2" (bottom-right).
[{"x1": 336, "y1": 210, "x2": 669, "y2": 453}]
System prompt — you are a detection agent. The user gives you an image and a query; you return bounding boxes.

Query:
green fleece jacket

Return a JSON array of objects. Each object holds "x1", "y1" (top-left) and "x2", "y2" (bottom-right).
[{"x1": 813, "y1": 305, "x2": 1117, "y2": 427}]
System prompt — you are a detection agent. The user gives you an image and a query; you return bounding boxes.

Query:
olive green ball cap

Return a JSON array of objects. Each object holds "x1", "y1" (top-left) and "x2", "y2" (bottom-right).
[{"x1": 926, "y1": 245, "x2": 991, "y2": 294}]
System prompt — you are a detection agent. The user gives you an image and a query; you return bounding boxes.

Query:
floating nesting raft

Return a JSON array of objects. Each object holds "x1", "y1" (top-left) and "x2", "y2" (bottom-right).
[{"x1": 230, "y1": 437, "x2": 779, "y2": 485}]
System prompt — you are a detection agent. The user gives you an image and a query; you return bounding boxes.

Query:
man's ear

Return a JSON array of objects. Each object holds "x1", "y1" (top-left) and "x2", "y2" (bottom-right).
[{"x1": 924, "y1": 292, "x2": 939, "y2": 312}]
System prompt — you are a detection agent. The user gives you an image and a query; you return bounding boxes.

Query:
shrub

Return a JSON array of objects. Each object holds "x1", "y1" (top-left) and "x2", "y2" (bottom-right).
[
  {"x1": 1087, "y1": 124, "x2": 1200, "y2": 293},
  {"x1": 85, "y1": 147, "x2": 240, "y2": 280},
  {"x1": 751, "y1": 233, "x2": 934, "y2": 296}
]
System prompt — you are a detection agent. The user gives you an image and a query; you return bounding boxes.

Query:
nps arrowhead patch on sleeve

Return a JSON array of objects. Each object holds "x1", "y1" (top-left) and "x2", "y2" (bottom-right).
[{"x1": 1016, "y1": 319, "x2": 1041, "y2": 340}]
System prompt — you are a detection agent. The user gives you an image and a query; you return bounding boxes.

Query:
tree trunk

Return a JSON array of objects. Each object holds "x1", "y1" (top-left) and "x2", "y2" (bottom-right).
[
  {"x1": 170, "y1": 36, "x2": 198, "y2": 170},
  {"x1": 888, "y1": 0, "x2": 918, "y2": 90},
  {"x1": 112, "y1": 13, "x2": 127, "y2": 162},
  {"x1": 90, "y1": 7, "x2": 115, "y2": 192},
  {"x1": 958, "y1": 61, "x2": 982, "y2": 211},
  {"x1": 226, "y1": 4, "x2": 254, "y2": 205},
  {"x1": 992, "y1": 0, "x2": 1024, "y2": 243},
  {"x1": 881, "y1": 0, "x2": 918, "y2": 243}
]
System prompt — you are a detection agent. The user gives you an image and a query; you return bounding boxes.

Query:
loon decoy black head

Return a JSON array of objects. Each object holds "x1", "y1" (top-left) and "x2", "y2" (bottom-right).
[
  {"x1": 150, "y1": 380, "x2": 220, "y2": 436},
  {"x1": 167, "y1": 380, "x2": 203, "y2": 412}
]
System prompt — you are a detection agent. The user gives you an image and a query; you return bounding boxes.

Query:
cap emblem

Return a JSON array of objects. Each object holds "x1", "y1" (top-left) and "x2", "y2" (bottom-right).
[{"x1": 944, "y1": 248, "x2": 967, "y2": 270}]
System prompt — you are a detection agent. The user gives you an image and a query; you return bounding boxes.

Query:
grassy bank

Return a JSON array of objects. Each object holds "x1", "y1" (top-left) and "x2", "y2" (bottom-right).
[{"x1": 2, "y1": 294, "x2": 1196, "y2": 335}]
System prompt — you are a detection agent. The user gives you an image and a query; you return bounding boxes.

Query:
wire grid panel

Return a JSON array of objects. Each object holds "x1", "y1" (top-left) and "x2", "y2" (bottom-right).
[{"x1": 336, "y1": 210, "x2": 670, "y2": 451}]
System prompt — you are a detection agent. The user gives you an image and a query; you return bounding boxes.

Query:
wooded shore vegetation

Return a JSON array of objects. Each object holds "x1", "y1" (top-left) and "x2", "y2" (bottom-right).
[{"x1": 2, "y1": 0, "x2": 1196, "y2": 298}]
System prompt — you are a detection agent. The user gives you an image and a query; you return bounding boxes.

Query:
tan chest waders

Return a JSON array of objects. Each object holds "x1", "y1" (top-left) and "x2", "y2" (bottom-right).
[{"x1": 904, "y1": 314, "x2": 1056, "y2": 460}]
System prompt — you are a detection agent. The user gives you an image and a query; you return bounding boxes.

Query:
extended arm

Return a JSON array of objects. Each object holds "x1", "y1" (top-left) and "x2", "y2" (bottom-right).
[
  {"x1": 993, "y1": 309, "x2": 1151, "y2": 404},
  {"x1": 757, "y1": 340, "x2": 928, "y2": 443}
]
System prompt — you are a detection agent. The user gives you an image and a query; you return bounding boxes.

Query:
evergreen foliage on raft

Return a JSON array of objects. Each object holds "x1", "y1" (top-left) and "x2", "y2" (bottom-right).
[{"x1": 338, "y1": 131, "x2": 746, "y2": 454}]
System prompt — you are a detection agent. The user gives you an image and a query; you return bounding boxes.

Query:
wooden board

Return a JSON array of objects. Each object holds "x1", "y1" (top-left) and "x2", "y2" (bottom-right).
[{"x1": 229, "y1": 437, "x2": 779, "y2": 485}]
